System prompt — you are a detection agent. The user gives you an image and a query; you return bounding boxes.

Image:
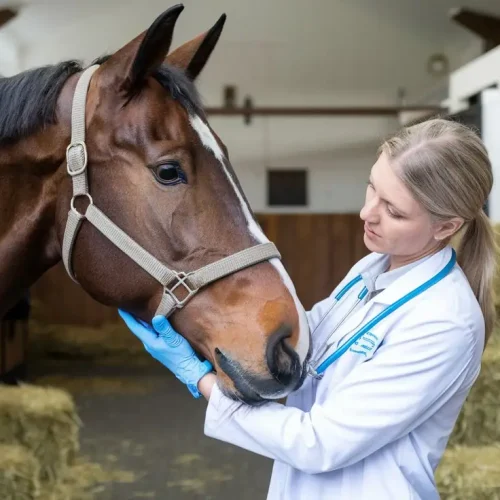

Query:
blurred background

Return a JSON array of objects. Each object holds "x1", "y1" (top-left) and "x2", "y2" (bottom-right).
[{"x1": 1, "y1": 1, "x2": 500, "y2": 499}]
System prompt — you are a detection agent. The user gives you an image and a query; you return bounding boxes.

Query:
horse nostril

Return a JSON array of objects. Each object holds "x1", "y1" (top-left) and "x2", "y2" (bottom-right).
[{"x1": 266, "y1": 324, "x2": 300, "y2": 387}]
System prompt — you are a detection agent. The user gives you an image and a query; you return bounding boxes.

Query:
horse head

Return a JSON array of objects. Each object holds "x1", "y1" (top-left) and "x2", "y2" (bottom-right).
[{"x1": 1, "y1": 5, "x2": 312, "y2": 405}]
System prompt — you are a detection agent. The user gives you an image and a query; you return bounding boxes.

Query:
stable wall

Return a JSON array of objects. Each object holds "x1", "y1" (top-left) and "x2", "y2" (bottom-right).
[
  {"x1": 446, "y1": 44, "x2": 500, "y2": 224},
  {"x1": 0, "y1": 0, "x2": 462, "y2": 215},
  {"x1": 210, "y1": 113, "x2": 397, "y2": 213}
]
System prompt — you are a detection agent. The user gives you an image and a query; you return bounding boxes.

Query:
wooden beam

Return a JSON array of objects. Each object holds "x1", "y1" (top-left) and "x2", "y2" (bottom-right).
[
  {"x1": 205, "y1": 105, "x2": 445, "y2": 117},
  {"x1": 0, "y1": 8, "x2": 16, "y2": 29},
  {"x1": 449, "y1": 7, "x2": 500, "y2": 49}
]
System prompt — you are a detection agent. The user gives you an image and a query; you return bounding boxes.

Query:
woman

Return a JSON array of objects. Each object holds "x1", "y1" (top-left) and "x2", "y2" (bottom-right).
[{"x1": 119, "y1": 118, "x2": 495, "y2": 499}]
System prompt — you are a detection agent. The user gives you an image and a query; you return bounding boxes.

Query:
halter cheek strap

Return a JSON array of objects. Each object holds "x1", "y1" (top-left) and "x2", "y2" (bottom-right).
[{"x1": 62, "y1": 65, "x2": 281, "y2": 318}]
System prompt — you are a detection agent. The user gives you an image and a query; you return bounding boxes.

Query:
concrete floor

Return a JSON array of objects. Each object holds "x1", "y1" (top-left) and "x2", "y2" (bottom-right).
[{"x1": 29, "y1": 357, "x2": 273, "y2": 500}]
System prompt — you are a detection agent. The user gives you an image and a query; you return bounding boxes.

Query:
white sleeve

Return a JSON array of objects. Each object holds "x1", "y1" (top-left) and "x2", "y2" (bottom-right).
[{"x1": 204, "y1": 315, "x2": 477, "y2": 474}]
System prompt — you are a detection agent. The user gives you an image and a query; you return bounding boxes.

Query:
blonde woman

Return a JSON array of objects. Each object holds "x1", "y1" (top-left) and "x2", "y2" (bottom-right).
[{"x1": 120, "y1": 118, "x2": 495, "y2": 500}]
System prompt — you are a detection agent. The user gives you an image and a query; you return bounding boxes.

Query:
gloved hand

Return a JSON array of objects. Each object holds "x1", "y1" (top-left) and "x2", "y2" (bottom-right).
[{"x1": 118, "y1": 310, "x2": 213, "y2": 398}]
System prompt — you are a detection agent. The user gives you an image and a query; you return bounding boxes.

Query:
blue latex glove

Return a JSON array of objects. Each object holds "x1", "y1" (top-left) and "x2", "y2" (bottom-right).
[{"x1": 118, "y1": 310, "x2": 213, "y2": 398}]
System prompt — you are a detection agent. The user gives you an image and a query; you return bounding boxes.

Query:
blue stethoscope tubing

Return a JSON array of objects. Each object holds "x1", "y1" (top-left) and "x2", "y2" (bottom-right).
[{"x1": 309, "y1": 249, "x2": 457, "y2": 377}]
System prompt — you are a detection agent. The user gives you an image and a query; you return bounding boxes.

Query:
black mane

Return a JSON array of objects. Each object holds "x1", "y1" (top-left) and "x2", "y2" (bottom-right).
[
  {"x1": 0, "y1": 57, "x2": 203, "y2": 145},
  {"x1": 0, "y1": 61, "x2": 81, "y2": 144}
]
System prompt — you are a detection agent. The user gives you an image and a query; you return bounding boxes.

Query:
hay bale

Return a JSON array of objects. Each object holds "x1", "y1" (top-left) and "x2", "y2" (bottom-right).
[
  {"x1": 446, "y1": 222, "x2": 500, "y2": 445},
  {"x1": 436, "y1": 445, "x2": 500, "y2": 499},
  {"x1": 0, "y1": 444, "x2": 40, "y2": 500},
  {"x1": 449, "y1": 334, "x2": 500, "y2": 446},
  {"x1": 0, "y1": 384, "x2": 80, "y2": 485}
]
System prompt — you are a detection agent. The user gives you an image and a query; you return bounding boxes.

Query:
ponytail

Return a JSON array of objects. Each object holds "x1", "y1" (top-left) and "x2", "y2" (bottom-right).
[{"x1": 456, "y1": 210, "x2": 496, "y2": 343}]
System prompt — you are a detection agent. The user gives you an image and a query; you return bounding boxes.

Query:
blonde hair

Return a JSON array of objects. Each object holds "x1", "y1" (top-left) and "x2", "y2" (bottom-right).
[{"x1": 379, "y1": 118, "x2": 496, "y2": 342}]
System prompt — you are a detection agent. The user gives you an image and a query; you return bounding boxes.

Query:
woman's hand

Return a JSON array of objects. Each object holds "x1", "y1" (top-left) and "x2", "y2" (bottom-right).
[
  {"x1": 118, "y1": 310, "x2": 214, "y2": 398},
  {"x1": 197, "y1": 372, "x2": 217, "y2": 400}
]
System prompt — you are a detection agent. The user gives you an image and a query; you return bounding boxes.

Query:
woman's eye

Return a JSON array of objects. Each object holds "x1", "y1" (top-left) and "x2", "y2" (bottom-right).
[
  {"x1": 153, "y1": 162, "x2": 186, "y2": 185},
  {"x1": 387, "y1": 207, "x2": 403, "y2": 219}
]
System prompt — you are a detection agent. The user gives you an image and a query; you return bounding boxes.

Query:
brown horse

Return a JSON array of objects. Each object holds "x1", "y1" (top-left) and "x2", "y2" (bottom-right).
[{"x1": 0, "y1": 5, "x2": 311, "y2": 404}]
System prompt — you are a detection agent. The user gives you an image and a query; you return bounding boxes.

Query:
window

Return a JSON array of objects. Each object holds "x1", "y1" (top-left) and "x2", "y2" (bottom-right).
[{"x1": 267, "y1": 169, "x2": 307, "y2": 207}]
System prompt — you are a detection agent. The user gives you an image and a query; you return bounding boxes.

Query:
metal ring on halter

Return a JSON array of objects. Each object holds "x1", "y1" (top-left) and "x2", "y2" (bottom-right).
[{"x1": 70, "y1": 193, "x2": 93, "y2": 217}]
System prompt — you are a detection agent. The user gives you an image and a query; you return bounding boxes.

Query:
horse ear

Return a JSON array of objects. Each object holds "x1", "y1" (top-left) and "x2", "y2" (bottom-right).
[
  {"x1": 167, "y1": 14, "x2": 226, "y2": 80},
  {"x1": 106, "y1": 4, "x2": 184, "y2": 94}
]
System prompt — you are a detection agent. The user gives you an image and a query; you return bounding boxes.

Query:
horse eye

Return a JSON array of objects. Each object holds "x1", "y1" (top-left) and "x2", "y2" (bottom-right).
[{"x1": 154, "y1": 162, "x2": 186, "y2": 185}]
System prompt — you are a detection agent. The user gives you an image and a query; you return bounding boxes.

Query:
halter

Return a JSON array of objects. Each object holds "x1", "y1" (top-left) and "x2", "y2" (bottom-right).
[{"x1": 62, "y1": 65, "x2": 281, "y2": 318}]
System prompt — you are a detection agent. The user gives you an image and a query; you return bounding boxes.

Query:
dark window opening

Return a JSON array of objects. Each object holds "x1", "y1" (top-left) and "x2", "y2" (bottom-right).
[{"x1": 267, "y1": 169, "x2": 307, "y2": 206}]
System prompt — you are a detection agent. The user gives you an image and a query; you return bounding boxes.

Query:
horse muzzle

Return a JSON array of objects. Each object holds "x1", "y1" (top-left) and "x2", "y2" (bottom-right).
[{"x1": 214, "y1": 330, "x2": 310, "y2": 406}]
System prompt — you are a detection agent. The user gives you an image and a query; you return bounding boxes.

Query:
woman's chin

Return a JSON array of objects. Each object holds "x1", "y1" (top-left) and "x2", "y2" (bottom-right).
[{"x1": 363, "y1": 232, "x2": 382, "y2": 253}]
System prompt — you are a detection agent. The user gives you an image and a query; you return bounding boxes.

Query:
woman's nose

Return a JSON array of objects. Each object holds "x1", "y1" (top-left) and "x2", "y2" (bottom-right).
[{"x1": 360, "y1": 198, "x2": 379, "y2": 222}]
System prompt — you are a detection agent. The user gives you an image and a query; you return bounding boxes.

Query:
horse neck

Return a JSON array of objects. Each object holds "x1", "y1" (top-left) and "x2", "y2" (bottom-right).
[{"x1": 0, "y1": 126, "x2": 69, "y2": 316}]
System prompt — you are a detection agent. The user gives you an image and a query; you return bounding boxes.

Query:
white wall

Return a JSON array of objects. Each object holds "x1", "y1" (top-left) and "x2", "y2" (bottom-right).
[
  {"x1": 444, "y1": 40, "x2": 500, "y2": 222},
  {"x1": 1, "y1": 0, "x2": 473, "y2": 214},
  {"x1": 212, "y1": 113, "x2": 396, "y2": 213},
  {"x1": 6, "y1": 1, "x2": 451, "y2": 97},
  {"x1": 481, "y1": 90, "x2": 500, "y2": 224},
  {"x1": 0, "y1": 31, "x2": 20, "y2": 76}
]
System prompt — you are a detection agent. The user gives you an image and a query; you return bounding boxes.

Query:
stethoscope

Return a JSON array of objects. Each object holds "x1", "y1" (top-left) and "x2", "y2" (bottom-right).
[{"x1": 307, "y1": 249, "x2": 457, "y2": 379}]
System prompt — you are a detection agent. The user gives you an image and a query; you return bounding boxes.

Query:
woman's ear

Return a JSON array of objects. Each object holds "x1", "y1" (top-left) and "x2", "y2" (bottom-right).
[{"x1": 433, "y1": 217, "x2": 464, "y2": 241}]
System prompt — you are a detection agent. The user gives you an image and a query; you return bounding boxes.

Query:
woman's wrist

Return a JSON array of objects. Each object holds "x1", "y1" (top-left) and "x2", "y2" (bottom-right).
[{"x1": 197, "y1": 372, "x2": 217, "y2": 400}]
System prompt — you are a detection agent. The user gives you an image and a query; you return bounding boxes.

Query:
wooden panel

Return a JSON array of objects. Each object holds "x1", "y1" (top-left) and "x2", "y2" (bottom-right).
[
  {"x1": 1, "y1": 321, "x2": 26, "y2": 373},
  {"x1": 30, "y1": 262, "x2": 118, "y2": 326},
  {"x1": 30, "y1": 214, "x2": 368, "y2": 325},
  {"x1": 329, "y1": 214, "x2": 356, "y2": 288},
  {"x1": 0, "y1": 326, "x2": 3, "y2": 375},
  {"x1": 256, "y1": 213, "x2": 368, "y2": 310},
  {"x1": 1, "y1": 297, "x2": 30, "y2": 380}
]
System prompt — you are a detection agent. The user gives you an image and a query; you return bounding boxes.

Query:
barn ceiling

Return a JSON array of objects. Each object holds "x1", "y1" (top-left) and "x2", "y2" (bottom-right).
[{"x1": 0, "y1": 0, "x2": 499, "y2": 99}]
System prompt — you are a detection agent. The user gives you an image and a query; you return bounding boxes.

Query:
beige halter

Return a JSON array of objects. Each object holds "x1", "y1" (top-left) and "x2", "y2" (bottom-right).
[{"x1": 62, "y1": 65, "x2": 281, "y2": 317}]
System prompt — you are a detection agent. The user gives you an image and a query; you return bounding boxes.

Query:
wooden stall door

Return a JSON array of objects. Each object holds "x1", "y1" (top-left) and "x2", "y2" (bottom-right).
[
  {"x1": 30, "y1": 263, "x2": 118, "y2": 326},
  {"x1": 30, "y1": 213, "x2": 368, "y2": 325},
  {"x1": 256, "y1": 214, "x2": 368, "y2": 310},
  {"x1": 1, "y1": 321, "x2": 27, "y2": 373}
]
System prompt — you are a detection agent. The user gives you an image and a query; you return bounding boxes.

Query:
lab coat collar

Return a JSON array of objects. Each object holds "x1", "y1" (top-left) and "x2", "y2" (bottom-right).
[{"x1": 359, "y1": 246, "x2": 454, "y2": 306}]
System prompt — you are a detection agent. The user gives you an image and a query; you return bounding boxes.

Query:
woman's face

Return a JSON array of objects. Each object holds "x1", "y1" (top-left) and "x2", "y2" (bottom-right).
[{"x1": 360, "y1": 152, "x2": 459, "y2": 266}]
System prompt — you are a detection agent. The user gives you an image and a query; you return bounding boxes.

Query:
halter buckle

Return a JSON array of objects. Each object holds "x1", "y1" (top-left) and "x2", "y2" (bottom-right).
[
  {"x1": 164, "y1": 272, "x2": 197, "y2": 309},
  {"x1": 66, "y1": 141, "x2": 88, "y2": 176}
]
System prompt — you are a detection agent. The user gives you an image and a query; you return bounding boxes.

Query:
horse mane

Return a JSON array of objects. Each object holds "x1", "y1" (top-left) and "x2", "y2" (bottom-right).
[
  {"x1": 0, "y1": 56, "x2": 203, "y2": 145},
  {"x1": 0, "y1": 61, "x2": 81, "y2": 145}
]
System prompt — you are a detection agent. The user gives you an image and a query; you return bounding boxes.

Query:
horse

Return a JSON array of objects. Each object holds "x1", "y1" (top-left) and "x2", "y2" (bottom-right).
[{"x1": 0, "y1": 4, "x2": 311, "y2": 405}]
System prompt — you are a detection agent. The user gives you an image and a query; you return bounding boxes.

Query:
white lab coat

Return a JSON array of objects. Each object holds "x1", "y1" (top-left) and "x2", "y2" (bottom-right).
[{"x1": 204, "y1": 246, "x2": 485, "y2": 500}]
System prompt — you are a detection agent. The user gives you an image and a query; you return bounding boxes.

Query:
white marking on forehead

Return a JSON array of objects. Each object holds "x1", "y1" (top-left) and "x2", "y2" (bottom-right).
[
  {"x1": 189, "y1": 115, "x2": 224, "y2": 162},
  {"x1": 189, "y1": 114, "x2": 310, "y2": 367}
]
